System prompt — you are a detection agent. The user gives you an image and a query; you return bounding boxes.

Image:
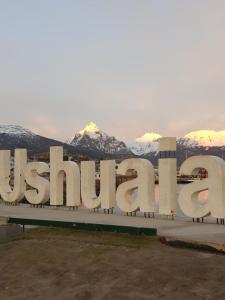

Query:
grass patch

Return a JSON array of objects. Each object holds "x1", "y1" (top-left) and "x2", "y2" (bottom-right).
[{"x1": 0, "y1": 226, "x2": 158, "y2": 250}]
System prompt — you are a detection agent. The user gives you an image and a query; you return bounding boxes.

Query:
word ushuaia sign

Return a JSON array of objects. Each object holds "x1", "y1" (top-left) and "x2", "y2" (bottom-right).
[{"x1": 1, "y1": 137, "x2": 225, "y2": 220}]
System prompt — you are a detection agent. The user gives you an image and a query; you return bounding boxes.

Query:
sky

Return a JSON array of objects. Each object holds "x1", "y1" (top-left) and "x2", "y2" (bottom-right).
[{"x1": 0, "y1": 0, "x2": 225, "y2": 142}]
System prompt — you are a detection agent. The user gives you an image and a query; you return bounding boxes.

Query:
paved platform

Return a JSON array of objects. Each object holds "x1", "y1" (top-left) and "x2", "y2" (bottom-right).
[{"x1": 1, "y1": 202, "x2": 225, "y2": 247}]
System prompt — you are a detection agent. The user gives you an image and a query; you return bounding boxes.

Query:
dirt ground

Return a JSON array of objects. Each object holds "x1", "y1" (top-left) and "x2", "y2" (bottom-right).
[{"x1": 0, "y1": 228, "x2": 225, "y2": 300}]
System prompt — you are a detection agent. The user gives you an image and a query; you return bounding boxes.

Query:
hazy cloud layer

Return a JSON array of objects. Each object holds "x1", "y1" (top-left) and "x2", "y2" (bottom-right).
[{"x1": 0, "y1": 0, "x2": 225, "y2": 141}]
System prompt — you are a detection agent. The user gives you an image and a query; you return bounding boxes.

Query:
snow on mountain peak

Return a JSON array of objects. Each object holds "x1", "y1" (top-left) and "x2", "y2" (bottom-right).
[
  {"x1": 135, "y1": 132, "x2": 162, "y2": 143},
  {"x1": 71, "y1": 122, "x2": 128, "y2": 154},
  {"x1": 183, "y1": 130, "x2": 225, "y2": 147},
  {"x1": 127, "y1": 132, "x2": 162, "y2": 155},
  {"x1": 79, "y1": 122, "x2": 100, "y2": 135},
  {"x1": 0, "y1": 125, "x2": 35, "y2": 137}
]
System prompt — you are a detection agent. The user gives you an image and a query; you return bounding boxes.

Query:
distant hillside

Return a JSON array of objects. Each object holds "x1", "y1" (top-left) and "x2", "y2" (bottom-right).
[
  {"x1": 0, "y1": 125, "x2": 101, "y2": 159},
  {"x1": 143, "y1": 142, "x2": 225, "y2": 167},
  {"x1": 126, "y1": 129, "x2": 225, "y2": 166}
]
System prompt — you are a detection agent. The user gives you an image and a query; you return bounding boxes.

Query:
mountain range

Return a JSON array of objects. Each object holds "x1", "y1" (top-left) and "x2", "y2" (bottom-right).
[
  {"x1": 69, "y1": 122, "x2": 225, "y2": 165},
  {"x1": 70, "y1": 122, "x2": 225, "y2": 150},
  {"x1": 0, "y1": 125, "x2": 103, "y2": 160},
  {"x1": 0, "y1": 123, "x2": 225, "y2": 165},
  {"x1": 70, "y1": 122, "x2": 132, "y2": 159}
]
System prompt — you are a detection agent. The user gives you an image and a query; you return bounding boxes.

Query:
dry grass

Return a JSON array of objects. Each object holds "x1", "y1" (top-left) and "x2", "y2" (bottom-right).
[{"x1": 0, "y1": 228, "x2": 225, "y2": 300}]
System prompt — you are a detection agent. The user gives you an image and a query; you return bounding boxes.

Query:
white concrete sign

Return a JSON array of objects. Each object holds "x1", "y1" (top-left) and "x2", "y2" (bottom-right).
[{"x1": 0, "y1": 137, "x2": 225, "y2": 219}]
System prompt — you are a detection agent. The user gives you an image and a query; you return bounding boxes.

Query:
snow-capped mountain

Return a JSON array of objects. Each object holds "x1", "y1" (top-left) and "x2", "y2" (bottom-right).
[
  {"x1": 2, "y1": 123, "x2": 225, "y2": 164},
  {"x1": 127, "y1": 132, "x2": 162, "y2": 155},
  {"x1": 60, "y1": 124, "x2": 225, "y2": 161},
  {"x1": 0, "y1": 125, "x2": 35, "y2": 137},
  {"x1": 70, "y1": 122, "x2": 131, "y2": 155},
  {"x1": 127, "y1": 129, "x2": 225, "y2": 166},
  {"x1": 181, "y1": 130, "x2": 225, "y2": 147},
  {"x1": 127, "y1": 129, "x2": 225, "y2": 156},
  {"x1": 0, "y1": 125, "x2": 99, "y2": 159}
]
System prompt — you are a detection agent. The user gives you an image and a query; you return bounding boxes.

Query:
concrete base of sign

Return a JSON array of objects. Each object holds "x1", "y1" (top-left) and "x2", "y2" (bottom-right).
[{"x1": 0, "y1": 202, "x2": 225, "y2": 248}]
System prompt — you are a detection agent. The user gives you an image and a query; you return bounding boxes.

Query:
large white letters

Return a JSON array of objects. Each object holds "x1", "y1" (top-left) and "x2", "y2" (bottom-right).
[
  {"x1": 178, "y1": 156, "x2": 225, "y2": 218},
  {"x1": 50, "y1": 147, "x2": 80, "y2": 207},
  {"x1": 81, "y1": 160, "x2": 116, "y2": 209},
  {"x1": 116, "y1": 158, "x2": 155, "y2": 213},
  {"x1": 0, "y1": 149, "x2": 27, "y2": 203},
  {"x1": 158, "y1": 137, "x2": 177, "y2": 215},
  {"x1": 1, "y1": 144, "x2": 225, "y2": 222},
  {"x1": 25, "y1": 162, "x2": 50, "y2": 205}
]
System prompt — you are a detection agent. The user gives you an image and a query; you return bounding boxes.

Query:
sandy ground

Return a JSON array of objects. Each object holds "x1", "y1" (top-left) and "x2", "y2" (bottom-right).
[{"x1": 0, "y1": 228, "x2": 225, "y2": 300}]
